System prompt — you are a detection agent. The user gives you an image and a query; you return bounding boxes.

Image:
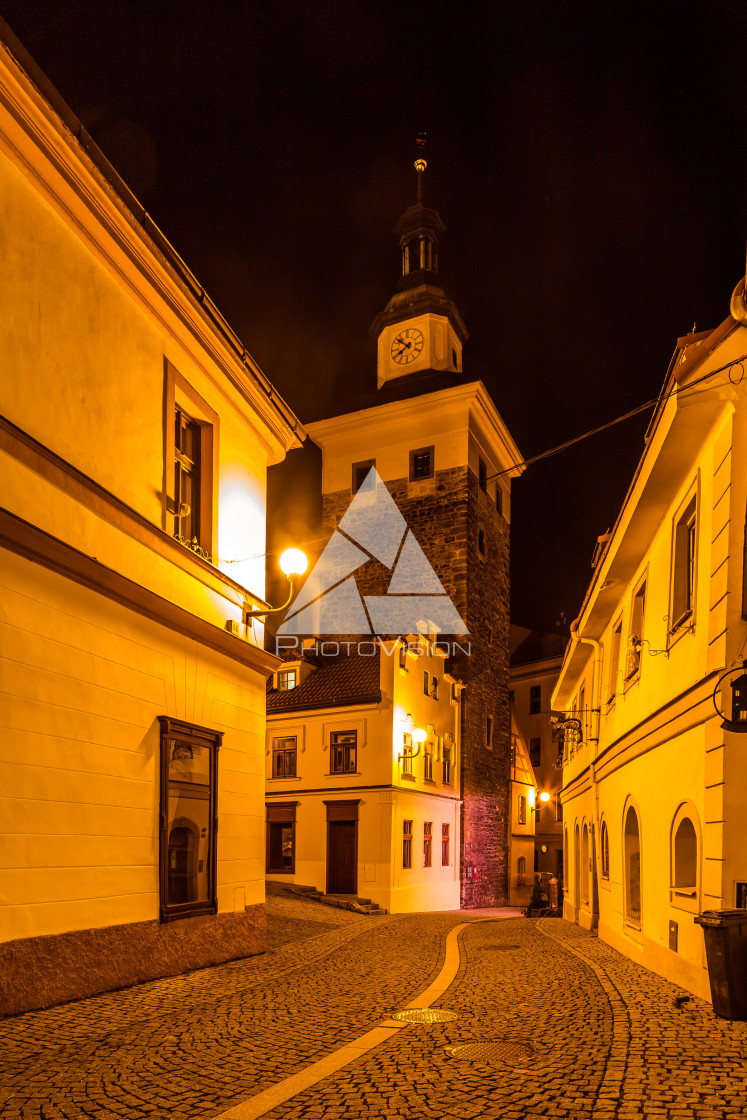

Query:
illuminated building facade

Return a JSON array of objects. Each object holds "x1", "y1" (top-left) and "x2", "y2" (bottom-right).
[
  {"x1": 266, "y1": 641, "x2": 463, "y2": 913},
  {"x1": 510, "y1": 628, "x2": 566, "y2": 886},
  {"x1": 0, "y1": 28, "x2": 302, "y2": 1015},
  {"x1": 553, "y1": 286, "x2": 747, "y2": 1000}
]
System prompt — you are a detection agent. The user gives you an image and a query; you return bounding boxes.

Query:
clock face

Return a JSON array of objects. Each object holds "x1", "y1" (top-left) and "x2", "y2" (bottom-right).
[{"x1": 391, "y1": 328, "x2": 424, "y2": 365}]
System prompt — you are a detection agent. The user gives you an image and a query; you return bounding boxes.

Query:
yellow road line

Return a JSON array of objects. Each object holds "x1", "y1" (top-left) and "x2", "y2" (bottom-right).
[{"x1": 214, "y1": 918, "x2": 499, "y2": 1120}]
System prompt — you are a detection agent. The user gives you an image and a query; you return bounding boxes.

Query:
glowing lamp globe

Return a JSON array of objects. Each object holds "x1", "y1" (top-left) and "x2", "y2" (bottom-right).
[
  {"x1": 539, "y1": 791, "x2": 551, "y2": 803},
  {"x1": 527, "y1": 789, "x2": 536, "y2": 808},
  {"x1": 279, "y1": 548, "x2": 308, "y2": 578},
  {"x1": 413, "y1": 727, "x2": 428, "y2": 745}
]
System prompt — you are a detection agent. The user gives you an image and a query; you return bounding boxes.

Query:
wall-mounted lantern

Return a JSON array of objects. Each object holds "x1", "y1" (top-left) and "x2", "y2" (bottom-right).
[
  {"x1": 713, "y1": 661, "x2": 747, "y2": 734},
  {"x1": 245, "y1": 548, "x2": 308, "y2": 621}
]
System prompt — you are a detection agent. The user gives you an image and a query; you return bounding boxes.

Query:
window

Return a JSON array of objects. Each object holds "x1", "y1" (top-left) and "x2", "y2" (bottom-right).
[
  {"x1": 442, "y1": 745, "x2": 452, "y2": 784},
  {"x1": 399, "y1": 643, "x2": 408, "y2": 670},
  {"x1": 529, "y1": 685, "x2": 541, "y2": 714},
  {"x1": 272, "y1": 737, "x2": 297, "y2": 778},
  {"x1": 608, "y1": 619, "x2": 622, "y2": 702},
  {"x1": 158, "y1": 717, "x2": 220, "y2": 921},
  {"x1": 410, "y1": 446, "x2": 435, "y2": 480},
  {"x1": 495, "y1": 486, "x2": 503, "y2": 515},
  {"x1": 529, "y1": 737, "x2": 541, "y2": 767},
  {"x1": 518, "y1": 794, "x2": 527, "y2": 825},
  {"x1": 671, "y1": 806, "x2": 699, "y2": 906},
  {"x1": 423, "y1": 822, "x2": 433, "y2": 867},
  {"x1": 451, "y1": 682, "x2": 460, "y2": 703},
  {"x1": 403, "y1": 820, "x2": 413, "y2": 868},
  {"x1": 601, "y1": 820, "x2": 609, "y2": 878},
  {"x1": 330, "y1": 730, "x2": 357, "y2": 774},
  {"x1": 431, "y1": 676, "x2": 439, "y2": 700},
  {"x1": 671, "y1": 494, "x2": 697, "y2": 632},
  {"x1": 442, "y1": 823, "x2": 450, "y2": 865},
  {"x1": 478, "y1": 457, "x2": 488, "y2": 492},
  {"x1": 486, "y1": 715, "x2": 493, "y2": 747},
  {"x1": 277, "y1": 669, "x2": 297, "y2": 691},
  {"x1": 424, "y1": 670, "x2": 430, "y2": 696},
  {"x1": 556, "y1": 794, "x2": 563, "y2": 823},
  {"x1": 352, "y1": 459, "x2": 376, "y2": 493},
  {"x1": 174, "y1": 406, "x2": 202, "y2": 546},
  {"x1": 424, "y1": 744, "x2": 434, "y2": 781},
  {"x1": 165, "y1": 366, "x2": 217, "y2": 559},
  {"x1": 579, "y1": 683, "x2": 586, "y2": 742},
  {"x1": 626, "y1": 580, "x2": 647, "y2": 680},
  {"x1": 517, "y1": 856, "x2": 526, "y2": 886},
  {"x1": 402, "y1": 733, "x2": 414, "y2": 776}
]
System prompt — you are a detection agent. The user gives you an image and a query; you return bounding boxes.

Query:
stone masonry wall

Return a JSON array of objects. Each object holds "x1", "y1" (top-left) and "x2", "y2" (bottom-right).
[{"x1": 320, "y1": 464, "x2": 511, "y2": 906}]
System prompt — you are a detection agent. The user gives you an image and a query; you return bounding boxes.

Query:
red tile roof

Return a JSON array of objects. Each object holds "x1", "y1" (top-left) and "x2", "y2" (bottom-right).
[{"x1": 267, "y1": 648, "x2": 381, "y2": 713}]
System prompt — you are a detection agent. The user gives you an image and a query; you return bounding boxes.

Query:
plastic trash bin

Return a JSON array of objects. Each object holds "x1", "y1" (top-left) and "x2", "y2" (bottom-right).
[{"x1": 694, "y1": 909, "x2": 747, "y2": 1019}]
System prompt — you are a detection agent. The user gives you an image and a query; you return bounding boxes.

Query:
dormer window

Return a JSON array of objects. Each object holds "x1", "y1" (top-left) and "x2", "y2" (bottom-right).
[{"x1": 277, "y1": 669, "x2": 297, "y2": 691}]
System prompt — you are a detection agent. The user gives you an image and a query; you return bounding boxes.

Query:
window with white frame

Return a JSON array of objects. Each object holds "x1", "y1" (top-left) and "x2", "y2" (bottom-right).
[
  {"x1": 402, "y1": 733, "x2": 414, "y2": 776},
  {"x1": 608, "y1": 619, "x2": 622, "y2": 702},
  {"x1": 442, "y1": 745, "x2": 452, "y2": 784},
  {"x1": 330, "y1": 730, "x2": 357, "y2": 774},
  {"x1": 403, "y1": 820, "x2": 413, "y2": 868},
  {"x1": 423, "y1": 742, "x2": 434, "y2": 781},
  {"x1": 670, "y1": 492, "x2": 697, "y2": 634},
  {"x1": 272, "y1": 737, "x2": 297, "y2": 778},
  {"x1": 626, "y1": 578, "x2": 646, "y2": 680},
  {"x1": 423, "y1": 822, "x2": 433, "y2": 867}
]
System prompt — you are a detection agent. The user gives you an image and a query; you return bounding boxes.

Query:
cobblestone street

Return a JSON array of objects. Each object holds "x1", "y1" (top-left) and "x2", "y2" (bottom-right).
[{"x1": 2, "y1": 890, "x2": 746, "y2": 1120}]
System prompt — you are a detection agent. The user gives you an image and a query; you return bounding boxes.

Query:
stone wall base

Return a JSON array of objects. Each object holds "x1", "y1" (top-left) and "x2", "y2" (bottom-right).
[{"x1": 0, "y1": 904, "x2": 266, "y2": 1017}]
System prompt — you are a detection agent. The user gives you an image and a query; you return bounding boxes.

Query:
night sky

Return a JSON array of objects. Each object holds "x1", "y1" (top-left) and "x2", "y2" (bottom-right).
[{"x1": 4, "y1": 1, "x2": 746, "y2": 630}]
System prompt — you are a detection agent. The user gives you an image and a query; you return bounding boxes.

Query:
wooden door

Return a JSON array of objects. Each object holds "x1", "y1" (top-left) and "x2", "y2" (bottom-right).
[{"x1": 327, "y1": 820, "x2": 357, "y2": 894}]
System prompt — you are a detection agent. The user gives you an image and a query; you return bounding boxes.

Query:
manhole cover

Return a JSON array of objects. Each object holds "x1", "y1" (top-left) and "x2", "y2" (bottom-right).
[
  {"x1": 482, "y1": 944, "x2": 521, "y2": 951},
  {"x1": 392, "y1": 1008, "x2": 459, "y2": 1023},
  {"x1": 446, "y1": 1040, "x2": 535, "y2": 1064}
]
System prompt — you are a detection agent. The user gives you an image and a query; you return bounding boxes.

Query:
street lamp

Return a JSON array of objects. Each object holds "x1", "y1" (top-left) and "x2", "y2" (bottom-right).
[{"x1": 245, "y1": 548, "x2": 308, "y2": 620}]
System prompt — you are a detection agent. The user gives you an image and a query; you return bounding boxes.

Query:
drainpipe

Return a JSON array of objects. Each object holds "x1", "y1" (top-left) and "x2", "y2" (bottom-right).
[{"x1": 570, "y1": 627, "x2": 603, "y2": 929}]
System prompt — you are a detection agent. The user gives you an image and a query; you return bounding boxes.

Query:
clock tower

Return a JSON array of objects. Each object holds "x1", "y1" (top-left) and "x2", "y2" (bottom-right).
[
  {"x1": 370, "y1": 159, "x2": 468, "y2": 388},
  {"x1": 300, "y1": 158, "x2": 525, "y2": 909}
]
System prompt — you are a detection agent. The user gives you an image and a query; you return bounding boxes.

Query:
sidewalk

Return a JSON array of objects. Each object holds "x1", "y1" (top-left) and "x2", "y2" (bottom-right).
[{"x1": 1, "y1": 892, "x2": 746, "y2": 1119}]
